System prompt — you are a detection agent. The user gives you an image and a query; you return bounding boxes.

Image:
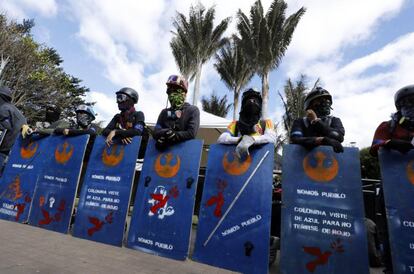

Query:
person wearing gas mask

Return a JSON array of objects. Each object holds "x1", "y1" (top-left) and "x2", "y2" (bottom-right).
[
  {"x1": 102, "y1": 87, "x2": 145, "y2": 146},
  {"x1": 22, "y1": 104, "x2": 71, "y2": 138},
  {"x1": 217, "y1": 88, "x2": 276, "y2": 159},
  {"x1": 53, "y1": 105, "x2": 98, "y2": 137},
  {"x1": 0, "y1": 85, "x2": 27, "y2": 169},
  {"x1": 290, "y1": 87, "x2": 345, "y2": 153},
  {"x1": 370, "y1": 84, "x2": 414, "y2": 274},
  {"x1": 153, "y1": 75, "x2": 200, "y2": 150}
]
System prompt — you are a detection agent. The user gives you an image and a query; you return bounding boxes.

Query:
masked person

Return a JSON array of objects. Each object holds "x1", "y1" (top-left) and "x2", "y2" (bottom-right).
[
  {"x1": 290, "y1": 87, "x2": 345, "y2": 153},
  {"x1": 217, "y1": 88, "x2": 276, "y2": 159},
  {"x1": 370, "y1": 84, "x2": 414, "y2": 274},
  {"x1": 0, "y1": 85, "x2": 27, "y2": 169},
  {"x1": 102, "y1": 87, "x2": 145, "y2": 146},
  {"x1": 153, "y1": 75, "x2": 200, "y2": 150},
  {"x1": 22, "y1": 104, "x2": 71, "y2": 138},
  {"x1": 54, "y1": 105, "x2": 98, "y2": 137},
  {"x1": 217, "y1": 87, "x2": 277, "y2": 265}
]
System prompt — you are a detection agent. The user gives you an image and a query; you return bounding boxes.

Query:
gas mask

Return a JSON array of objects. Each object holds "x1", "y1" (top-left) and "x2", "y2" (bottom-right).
[{"x1": 76, "y1": 112, "x2": 92, "y2": 128}]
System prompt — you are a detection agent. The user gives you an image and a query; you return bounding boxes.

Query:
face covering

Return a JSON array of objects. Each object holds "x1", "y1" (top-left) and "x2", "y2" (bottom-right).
[
  {"x1": 311, "y1": 98, "x2": 332, "y2": 117},
  {"x1": 238, "y1": 98, "x2": 262, "y2": 135},
  {"x1": 118, "y1": 99, "x2": 134, "y2": 111},
  {"x1": 168, "y1": 90, "x2": 186, "y2": 110},
  {"x1": 77, "y1": 112, "x2": 92, "y2": 128}
]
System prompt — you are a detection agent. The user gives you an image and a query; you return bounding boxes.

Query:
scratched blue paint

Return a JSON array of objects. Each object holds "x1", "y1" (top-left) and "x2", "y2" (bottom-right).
[
  {"x1": 28, "y1": 135, "x2": 89, "y2": 233},
  {"x1": 192, "y1": 143, "x2": 274, "y2": 274},
  {"x1": 73, "y1": 136, "x2": 141, "y2": 246},
  {"x1": 379, "y1": 149, "x2": 414, "y2": 274},
  {"x1": 280, "y1": 145, "x2": 369, "y2": 274},
  {"x1": 0, "y1": 136, "x2": 50, "y2": 223},
  {"x1": 127, "y1": 139, "x2": 203, "y2": 260}
]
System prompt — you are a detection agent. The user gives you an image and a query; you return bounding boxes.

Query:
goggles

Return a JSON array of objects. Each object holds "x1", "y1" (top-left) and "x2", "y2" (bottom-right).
[{"x1": 116, "y1": 93, "x2": 130, "y2": 103}]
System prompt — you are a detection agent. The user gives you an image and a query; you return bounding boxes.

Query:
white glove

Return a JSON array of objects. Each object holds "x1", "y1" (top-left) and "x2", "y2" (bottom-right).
[
  {"x1": 21, "y1": 124, "x2": 33, "y2": 139},
  {"x1": 235, "y1": 135, "x2": 255, "y2": 159}
]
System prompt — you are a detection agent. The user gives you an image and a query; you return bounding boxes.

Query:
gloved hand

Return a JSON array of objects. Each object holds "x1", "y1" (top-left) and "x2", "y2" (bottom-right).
[
  {"x1": 385, "y1": 139, "x2": 414, "y2": 153},
  {"x1": 164, "y1": 129, "x2": 177, "y2": 142},
  {"x1": 155, "y1": 136, "x2": 168, "y2": 151},
  {"x1": 235, "y1": 135, "x2": 255, "y2": 159},
  {"x1": 21, "y1": 124, "x2": 33, "y2": 139},
  {"x1": 322, "y1": 137, "x2": 344, "y2": 153}
]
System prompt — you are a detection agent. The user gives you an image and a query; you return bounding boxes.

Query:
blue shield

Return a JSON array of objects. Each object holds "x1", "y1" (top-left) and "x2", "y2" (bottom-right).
[
  {"x1": 192, "y1": 143, "x2": 274, "y2": 274},
  {"x1": 28, "y1": 135, "x2": 89, "y2": 233},
  {"x1": 379, "y1": 149, "x2": 414, "y2": 273},
  {"x1": 73, "y1": 136, "x2": 141, "y2": 246},
  {"x1": 127, "y1": 139, "x2": 203, "y2": 260},
  {"x1": 280, "y1": 145, "x2": 369, "y2": 274},
  {"x1": 0, "y1": 136, "x2": 50, "y2": 222}
]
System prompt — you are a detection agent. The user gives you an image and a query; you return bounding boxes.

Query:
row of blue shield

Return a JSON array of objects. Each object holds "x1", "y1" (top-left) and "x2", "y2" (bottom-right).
[{"x1": 0, "y1": 134, "x2": 411, "y2": 274}]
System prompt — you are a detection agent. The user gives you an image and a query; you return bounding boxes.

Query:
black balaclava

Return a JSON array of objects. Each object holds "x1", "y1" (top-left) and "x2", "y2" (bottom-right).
[
  {"x1": 45, "y1": 106, "x2": 61, "y2": 123},
  {"x1": 310, "y1": 97, "x2": 332, "y2": 117},
  {"x1": 117, "y1": 93, "x2": 134, "y2": 112},
  {"x1": 238, "y1": 96, "x2": 262, "y2": 135}
]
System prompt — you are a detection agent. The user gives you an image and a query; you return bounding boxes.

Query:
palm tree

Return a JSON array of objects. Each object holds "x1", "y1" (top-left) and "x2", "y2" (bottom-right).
[
  {"x1": 214, "y1": 38, "x2": 254, "y2": 120},
  {"x1": 201, "y1": 92, "x2": 231, "y2": 118},
  {"x1": 170, "y1": 3, "x2": 230, "y2": 105},
  {"x1": 279, "y1": 75, "x2": 321, "y2": 138},
  {"x1": 236, "y1": 0, "x2": 306, "y2": 118}
]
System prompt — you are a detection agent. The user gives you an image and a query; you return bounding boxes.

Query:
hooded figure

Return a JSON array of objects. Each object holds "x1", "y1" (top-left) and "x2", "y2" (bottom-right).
[
  {"x1": 0, "y1": 85, "x2": 27, "y2": 169},
  {"x1": 217, "y1": 88, "x2": 276, "y2": 159},
  {"x1": 153, "y1": 74, "x2": 200, "y2": 150},
  {"x1": 102, "y1": 87, "x2": 145, "y2": 146},
  {"x1": 290, "y1": 87, "x2": 345, "y2": 153}
]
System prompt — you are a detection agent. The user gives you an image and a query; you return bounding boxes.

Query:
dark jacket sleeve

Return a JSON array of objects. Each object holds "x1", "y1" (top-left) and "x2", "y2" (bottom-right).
[
  {"x1": 102, "y1": 115, "x2": 119, "y2": 136},
  {"x1": 290, "y1": 118, "x2": 320, "y2": 148},
  {"x1": 174, "y1": 106, "x2": 200, "y2": 142},
  {"x1": 311, "y1": 117, "x2": 345, "y2": 142},
  {"x1": 114, "y1": 111, "x2": 145, "y2": 138},
  {"x1": 153, "y1": 109, "x2": 169, "y2": 140}
]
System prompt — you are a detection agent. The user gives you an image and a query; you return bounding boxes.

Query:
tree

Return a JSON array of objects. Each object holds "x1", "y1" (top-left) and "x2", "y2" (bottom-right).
[
  {"x1": 0, "y1": 14, "x2": 91, "y2": 124},
  {"x1": 360, "y1": 147, "x2": 381, "y2": 180},
  {"x1": 214, "y1": 38, "x2": 254, "y2": 120},
  {"x1": 170, "y1": 3, "x2": 230, "y2": 105},
  {"x1": 236, "y1": 0, "x2": 305, "y2": 118},
  {"x1": 201, "y1": 92, "x2": 231, "y2": 118},
  {"x1": 279, "y1": 75, "x2": 321, "y2": 143}
]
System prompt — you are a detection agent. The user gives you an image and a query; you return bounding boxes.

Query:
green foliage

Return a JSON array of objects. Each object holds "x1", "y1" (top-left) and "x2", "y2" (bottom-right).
[
  {"x1": 235, "y1": 0, "x2": 306, "y2": 117},
  {"x1": 279, "y1": 75, "x2": 312, "y2": 138},
  {"x1": 360, "y1": 147, "x2": 381, "y2": 180},
  {"x1": 0, "y1": 14, "x2": 91, "y2": 124},
  {"x1": 201, "y1": 92, "x2": 231, "y2": 118},
  {"x1": 214, "y1": 38, "x2": 254, "y2": 120},
  {"x1": 170, "y1": 3, "x2": 230, "y2": 104}
]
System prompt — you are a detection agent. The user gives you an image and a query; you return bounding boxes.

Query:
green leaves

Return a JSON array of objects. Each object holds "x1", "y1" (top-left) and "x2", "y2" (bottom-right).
[{"x1": 0, "y1": 13, "x2": 91, "y2": 124}]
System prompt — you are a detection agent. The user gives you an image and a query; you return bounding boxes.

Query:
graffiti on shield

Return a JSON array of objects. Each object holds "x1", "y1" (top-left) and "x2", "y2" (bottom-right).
[{"x1": 148, "y1": 185, "x2": 179, "y2": 219}]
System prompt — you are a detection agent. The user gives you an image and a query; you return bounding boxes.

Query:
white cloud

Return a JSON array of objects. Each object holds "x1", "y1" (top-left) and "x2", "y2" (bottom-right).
[{"x1": 0, "y1": 0, "x2": 57, "y2": 19}]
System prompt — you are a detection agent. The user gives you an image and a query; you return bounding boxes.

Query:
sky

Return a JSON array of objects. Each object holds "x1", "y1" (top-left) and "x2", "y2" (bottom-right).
[{"x1": 1, "y1": 0, "x2": 413, "y2": 148}]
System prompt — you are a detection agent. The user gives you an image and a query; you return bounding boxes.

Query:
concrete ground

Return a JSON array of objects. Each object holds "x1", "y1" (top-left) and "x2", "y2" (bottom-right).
[{"x1": 0, "y1": 219, "x2": 385, "y2": 274}]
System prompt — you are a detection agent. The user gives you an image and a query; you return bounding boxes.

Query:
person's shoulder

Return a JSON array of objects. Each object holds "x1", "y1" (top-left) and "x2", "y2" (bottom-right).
[{"x1": 183, "y1": 103, "x2": 199, "y2": 111}]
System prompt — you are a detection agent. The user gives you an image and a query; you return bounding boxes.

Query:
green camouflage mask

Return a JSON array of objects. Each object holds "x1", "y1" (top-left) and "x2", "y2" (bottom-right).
[{"x1": 168, "y1": 89, "x2": 186, "y2": 109}]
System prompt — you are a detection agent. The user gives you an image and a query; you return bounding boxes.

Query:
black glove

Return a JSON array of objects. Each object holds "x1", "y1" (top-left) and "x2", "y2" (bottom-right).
[
  {"x1": 155, "y1": 136, "x2": 168, "y2": 151},
  {"x1": 385, "y1": 139, "x2": 414, "y2": 153},
  {"x1": 164, "y1": 129, "x2": 177, "y2": 142},
  {"x1": 322, "y1": 137, "x2": 344, "y2": 153}
]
